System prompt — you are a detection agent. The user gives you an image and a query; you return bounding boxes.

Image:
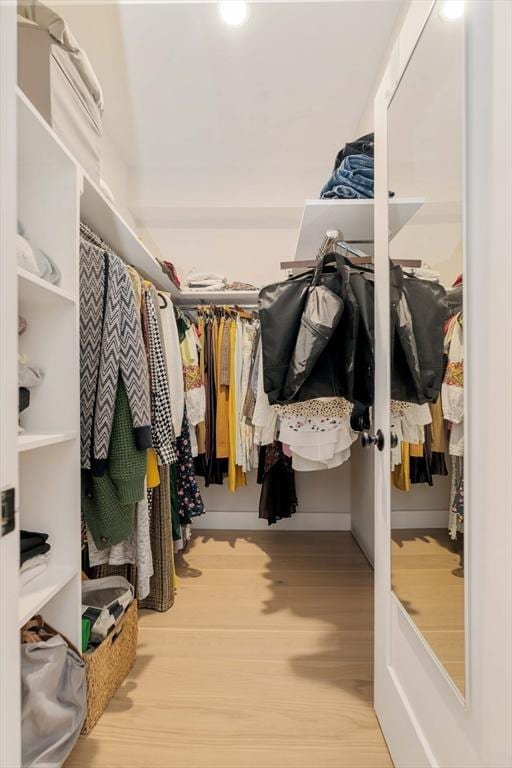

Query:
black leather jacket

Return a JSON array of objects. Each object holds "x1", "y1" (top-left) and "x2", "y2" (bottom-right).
[
  {"x1": 259, "y1": 257, "x2": 448, "y2": 410},
  {"x1": 259, "y1": 255, "x2": 351, "y2": 405},
  {"x1": 394, "y1": 269, "x2": 448, "y2": 403},
  {"x1": 351, "y1": 263, "x2": 448, "y2": 407}
]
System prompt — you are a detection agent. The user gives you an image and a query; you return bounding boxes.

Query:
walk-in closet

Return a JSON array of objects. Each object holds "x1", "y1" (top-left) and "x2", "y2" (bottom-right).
[{"x1": 0, "y1": 1, "x2": 511, "y2": 767}]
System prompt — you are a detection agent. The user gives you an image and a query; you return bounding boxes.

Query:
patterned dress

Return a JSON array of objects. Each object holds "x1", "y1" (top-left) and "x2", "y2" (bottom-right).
[{"x1": 176, "y1": 409, "x2": 205, "y2": 522}]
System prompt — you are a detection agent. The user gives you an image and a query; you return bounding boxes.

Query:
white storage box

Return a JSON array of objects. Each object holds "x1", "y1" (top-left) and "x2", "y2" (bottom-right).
[{"x1": 18, "y1": 1, "x2": 103, "y2": 180}]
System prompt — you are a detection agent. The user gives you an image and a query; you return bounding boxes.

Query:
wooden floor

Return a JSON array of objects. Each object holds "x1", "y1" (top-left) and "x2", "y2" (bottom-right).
[
  {"x1": 391, "y1": 528, "x2": 465, "y2": 695},
  {"x1": 67, "y1": 531, "x2": 392, "y2": 768}
]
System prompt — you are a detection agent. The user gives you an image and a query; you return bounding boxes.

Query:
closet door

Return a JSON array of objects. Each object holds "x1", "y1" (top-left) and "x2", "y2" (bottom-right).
[
  {"x1": 372, "y1": 2, "x2": 512, "y2": 767},
  {"x1": 0, "y1": 4, "x2": 21, "y2": 767}
]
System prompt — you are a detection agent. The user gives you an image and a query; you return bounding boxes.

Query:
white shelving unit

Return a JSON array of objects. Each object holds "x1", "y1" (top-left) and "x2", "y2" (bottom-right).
[
  {"x1": 12, "y1": 87, "x2": 183, "y2": 670},
  {"x1": 81, "y1": 173, "x2": 180, "y2": 293},
  {"x1": 18, "y1": 432, "x2": 77, "y2": 452},
  {"x1": 19, "y1": 564, "x2": 77, "y2": 629},
  {"x1": 17, "y1": 91, "x2": 82, "y2": 651},
  {"x1": 1, "y1": 8, "x2": 21, "y2": 766},
  {"x1": 18, "y1": 267, "x2": 76, "y2": 305},
  {"x1": 17, "y1": 87, "x2": 181, "y2": 293},
  {"x1": 293, "y1": 197, "x2": 423, "y2": 263}
]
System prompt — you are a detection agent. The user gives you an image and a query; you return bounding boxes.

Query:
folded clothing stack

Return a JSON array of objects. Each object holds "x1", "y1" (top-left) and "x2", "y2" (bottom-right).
[
  {"x1": 17, "y1": 223, "x2": 61, "y2": 285},
  {"x1": 18, "y1": 316, "x2": 44, "y2": 424},
  {"x1": 320, "y1": 132, "x2": 375, "y2": 200},
  {"x1": 20, "y1": 530, "x2": 51, "y2": 586},
  {"x1": 81, "y1": 576, "x2": 134, "y2": 651},
  {"x1": 185, "y1": 271, "x2": 227, "y2": 292},
  {"x1": 224, "y1": 281, "x2": 258, "y2": 291}
]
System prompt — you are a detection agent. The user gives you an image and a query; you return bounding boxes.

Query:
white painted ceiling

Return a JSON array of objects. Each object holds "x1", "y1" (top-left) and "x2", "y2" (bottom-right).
[{"x1": 54, "y1": 1, "x2": 404, "y2": 225}]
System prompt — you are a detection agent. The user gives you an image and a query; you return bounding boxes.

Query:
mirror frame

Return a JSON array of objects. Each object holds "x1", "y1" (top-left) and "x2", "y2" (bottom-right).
[{"x1": 385, "y1": 0, "x2": 469, "y2": 705}]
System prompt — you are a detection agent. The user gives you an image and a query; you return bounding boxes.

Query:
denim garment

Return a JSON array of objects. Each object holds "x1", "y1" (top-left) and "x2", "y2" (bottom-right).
[
  {"x1": 320, "y1": 154, "x2": 374, "y2": 199},
  {"x1": 333, "y1": 133, "x2": 374, "y2": 171}
]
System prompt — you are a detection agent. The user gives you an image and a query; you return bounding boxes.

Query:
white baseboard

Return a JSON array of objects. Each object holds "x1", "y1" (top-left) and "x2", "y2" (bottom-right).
[
  {"x1": 391, "y1": 509, "x2": 448, "y2": 529},
  {"x1": 196, "y1": 511, "x2": 351, "y2": 531},
  {"x1": 196, "y1": 509, "x2": 446, "y2": 531}
]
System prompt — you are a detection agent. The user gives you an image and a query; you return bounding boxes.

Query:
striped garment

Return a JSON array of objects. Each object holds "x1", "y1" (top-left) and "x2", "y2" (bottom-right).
[
  {"x1": 80, "y1": 230, "x2": 152, "y2": 472},
  {"x1": 144, "y1": 285, "x2": 177, "y2": 465}
]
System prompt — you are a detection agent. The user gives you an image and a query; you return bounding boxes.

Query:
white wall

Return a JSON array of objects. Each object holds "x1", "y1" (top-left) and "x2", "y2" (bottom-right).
[
  {"x1": 197, "y1": 462, "x2": 351, "y2": 531},
  {"x1": 137, "y1": 225, "x2": 297, "y2": 289},
  {"x1": 355, "y1": 0, "x2": 411, "y2": 136},
  {"x1": 45, "y1": 2, "x2": 135, "y2": 228},
  {"x1": 100, "y1": 132, "x2": 136, "y2": 229}
]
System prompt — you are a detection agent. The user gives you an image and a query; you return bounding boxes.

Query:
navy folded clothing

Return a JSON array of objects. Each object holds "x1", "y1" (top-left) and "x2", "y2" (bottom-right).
[
  {"x1": 332, "y1": 133, "x2": 374, "y2": 172},
  {"x1": 20, "y1": 530, "x2": 48, "y2": 553},
  {"x1": 20, "y1": 530, "x2": 51, "y2": 565},
  {"x1": 19, "y1": 387, "x2": 30, "y2": 414}
]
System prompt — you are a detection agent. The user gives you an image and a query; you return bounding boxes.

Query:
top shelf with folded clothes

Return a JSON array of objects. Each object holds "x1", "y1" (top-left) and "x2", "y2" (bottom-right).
[{"x1": 177, "y1": 273, "x2": 260, "y2": 306}]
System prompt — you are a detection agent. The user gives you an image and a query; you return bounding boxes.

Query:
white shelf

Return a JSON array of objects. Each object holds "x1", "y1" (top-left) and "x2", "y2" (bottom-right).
[
  {"x1": 81, "y1": 172, "x2": 181, "y2": 295},
  {"x1": 294, "y1": 197, "x2": 424, "y2": 262},
  {"x1": 17, "y1": 87, "x2": 178, "y2": 297},
  {"x1": 18, "y1": 432, "x2": 77, "y2": 453},
  {"x1": 13, "y1": 82, "x2": 82, "y2": 734},
  {"x1": 18, "y1": 268, "x2": 76, "y2": 305},
  {"x1": 178, "y1": 289, "x2": 260, "y2": 305},
  {"x1": 18, "y1": 564, "x2": 77, "y2": 629}
]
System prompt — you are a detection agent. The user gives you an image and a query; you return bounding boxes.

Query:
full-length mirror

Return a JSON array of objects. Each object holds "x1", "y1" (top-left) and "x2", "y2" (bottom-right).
[{"x1": 388, "y1": 2, "x2": 465, "y2": 696}]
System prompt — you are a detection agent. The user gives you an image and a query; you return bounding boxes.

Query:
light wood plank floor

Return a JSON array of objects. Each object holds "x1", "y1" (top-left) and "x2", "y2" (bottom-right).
[
  {"x1": 66, "y1": 531, "x2": 392, "y2": 768},
  {"x1": 391, "y1": 528, "x2": 465, "y2": 695}
]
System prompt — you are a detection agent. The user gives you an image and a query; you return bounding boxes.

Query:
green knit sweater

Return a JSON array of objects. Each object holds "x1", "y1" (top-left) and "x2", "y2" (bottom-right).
[{"x1": 82, "y1": 378, "x2": 147, "y2": 549}]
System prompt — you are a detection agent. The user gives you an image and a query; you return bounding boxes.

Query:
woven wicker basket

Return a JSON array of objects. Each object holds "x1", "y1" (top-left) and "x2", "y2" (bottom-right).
[{"x1": 81, "y1": 600, "x2": 138, "y2": 735}]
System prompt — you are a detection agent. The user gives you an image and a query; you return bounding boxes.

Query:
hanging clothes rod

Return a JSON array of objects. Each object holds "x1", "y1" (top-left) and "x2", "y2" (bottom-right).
[
  {"x1": 281, "y1": 228, "x2": 369, "y2": 270},
  {"x1": 177, "y1": 298, "x2": 260, "y2": 311},
  {"x1": 280, "y1": 229, "x2": 421, "y2": 270},
  {"x1": 183, "y1": 304, "x2": 260, "y2": 310},
  {"x1": 338, "y1": 239, "x2": 422, "y2": 268}
]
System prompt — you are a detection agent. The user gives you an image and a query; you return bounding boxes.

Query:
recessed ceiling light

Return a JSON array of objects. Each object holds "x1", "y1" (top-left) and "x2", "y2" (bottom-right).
[
  {"x1": 218, "y1": 1, "x2": 249, "y2": 27},
  {"x1": 439, "y1": 0, "x2": 465, "y2": 21}
]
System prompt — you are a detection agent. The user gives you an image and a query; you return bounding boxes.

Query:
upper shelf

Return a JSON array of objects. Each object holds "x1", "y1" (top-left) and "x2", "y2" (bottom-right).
[
  {"x1": 18, "y1": 268, "x2": 76, "y2": 306},
  {"x1": 293, "y1": 198, "x2": 424, "y2": 262},
  {"x1": 80, "y1": 174, "x2": 180, "y2": 294},
  {"x1": 17, "y1": 88, "x2": 180, "y2": 296}
]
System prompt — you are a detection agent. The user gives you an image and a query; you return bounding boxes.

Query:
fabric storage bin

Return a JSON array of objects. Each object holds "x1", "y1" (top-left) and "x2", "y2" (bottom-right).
[
  {"x1": 18, "y1": 1, "x2": 103, "y2": 180},
  {"x1": 81, "y1": 600, "x2": 138, "y2": 735},
  {"x1": 21, "y1": 617, "x2": 86, "y2": 768}
]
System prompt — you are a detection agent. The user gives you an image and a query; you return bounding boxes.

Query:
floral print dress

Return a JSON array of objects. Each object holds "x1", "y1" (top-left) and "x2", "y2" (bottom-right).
[{"x1": 176, "y1": 408, "x2": 205, "y2": 523}]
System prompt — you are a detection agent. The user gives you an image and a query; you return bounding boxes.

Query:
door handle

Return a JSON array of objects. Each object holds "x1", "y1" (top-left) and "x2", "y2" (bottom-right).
[
  {"x1": 361, "y1": 430, "x2": 385, "y2": 451},
  {"x1": 360, "y1": 430, "x2": 398, "y2": 451}
]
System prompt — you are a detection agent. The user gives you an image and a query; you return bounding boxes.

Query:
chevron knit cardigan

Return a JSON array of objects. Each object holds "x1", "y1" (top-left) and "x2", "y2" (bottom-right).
[{"x1": 80, "y1": 234, "x2": 152, "y2": 474}]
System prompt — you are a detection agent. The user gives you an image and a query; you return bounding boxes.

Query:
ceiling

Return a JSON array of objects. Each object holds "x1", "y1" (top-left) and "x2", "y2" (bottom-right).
[{"x1": 53, "y1": 1, "x2": 405, "y2": 225}]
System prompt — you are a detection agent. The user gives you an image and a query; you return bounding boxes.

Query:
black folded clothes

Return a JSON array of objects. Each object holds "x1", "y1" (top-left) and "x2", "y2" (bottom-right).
[{"x1": 20, "y1": 530, "x2": 51, "y2": 566}]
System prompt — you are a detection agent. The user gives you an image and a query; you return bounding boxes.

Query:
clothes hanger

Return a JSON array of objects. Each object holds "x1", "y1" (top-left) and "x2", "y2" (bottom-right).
[
  {"x1": 281, "y1": 230, "x2": 422, "y2": 272},
  {"x1": 280, "y1": 230, "x2": 341, "y2": 271}
]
